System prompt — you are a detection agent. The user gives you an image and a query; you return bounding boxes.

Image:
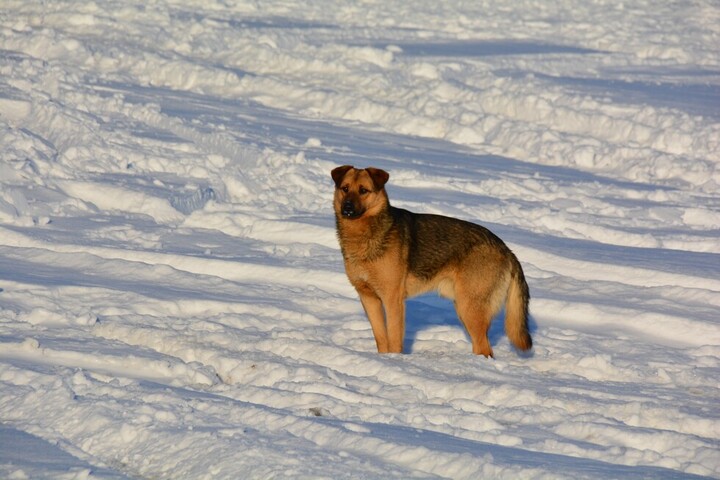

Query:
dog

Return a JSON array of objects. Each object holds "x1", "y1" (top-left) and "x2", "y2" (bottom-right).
[{"x1": 331, "y1": 165, "x2": 532, "y2": 357}]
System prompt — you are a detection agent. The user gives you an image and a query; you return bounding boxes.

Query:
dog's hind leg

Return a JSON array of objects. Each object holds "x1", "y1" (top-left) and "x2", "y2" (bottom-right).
[
  {"x1": 454, "y1": 263, "x2": 512, "y2": 357},
  {"x1": 358, "y1": 288, "x2": 390, "y2": 353},
  {"x1": 455, "y1": 298, "x2": 494, "y2": 357},
  {"x1": 453, "y1": 276, "x2": 500, "y2": 357}
]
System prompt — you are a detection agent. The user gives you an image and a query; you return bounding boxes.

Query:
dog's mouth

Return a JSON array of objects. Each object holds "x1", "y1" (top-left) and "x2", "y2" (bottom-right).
[{"x1": 342, "y1": 209, "x2": 363, "y2": 219}]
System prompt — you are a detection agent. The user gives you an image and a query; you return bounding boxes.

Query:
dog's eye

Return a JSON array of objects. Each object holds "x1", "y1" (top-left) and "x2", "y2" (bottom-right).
[
  {"x1": 359, "y1": 186, "x2": 369, "y2": 195},
  {"x1": 341, "y1": 185, "x2": 349, "y2": 193}
]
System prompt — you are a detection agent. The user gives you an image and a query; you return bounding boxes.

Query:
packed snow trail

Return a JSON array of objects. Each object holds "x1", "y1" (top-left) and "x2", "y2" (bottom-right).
[{"x1": 1, "y1": 0, "x2": 719, "y2": 478}]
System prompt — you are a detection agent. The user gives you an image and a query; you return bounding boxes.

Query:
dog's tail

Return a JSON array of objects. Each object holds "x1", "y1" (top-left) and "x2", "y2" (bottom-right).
[{"x1": 505, "y1": 254, "x2": 532, "y2": 352}]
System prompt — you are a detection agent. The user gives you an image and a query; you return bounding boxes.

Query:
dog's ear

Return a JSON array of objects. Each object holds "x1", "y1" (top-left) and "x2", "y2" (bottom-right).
[
  {"x1": 366, "y1": 167, "x2": 389, "y2": 189},
  {"x1": 331, "y1": 165, "x2": 354, "y2": 188}
]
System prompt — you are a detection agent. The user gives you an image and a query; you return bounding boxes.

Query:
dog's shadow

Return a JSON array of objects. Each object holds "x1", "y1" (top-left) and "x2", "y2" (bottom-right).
[{"x1": 404, "y1": 294, "x2": 538, "y2": 356}]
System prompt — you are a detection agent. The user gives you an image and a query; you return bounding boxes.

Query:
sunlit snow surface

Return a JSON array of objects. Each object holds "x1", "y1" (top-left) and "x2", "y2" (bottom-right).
[{"x1": 1, "y1": 1, "x2": 719, "y2": 478}]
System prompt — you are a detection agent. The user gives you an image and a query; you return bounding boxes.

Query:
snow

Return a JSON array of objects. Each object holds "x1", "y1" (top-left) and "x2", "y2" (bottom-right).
[{"x1": 1, "y1": 0, "x2": 719, "y2": 478}]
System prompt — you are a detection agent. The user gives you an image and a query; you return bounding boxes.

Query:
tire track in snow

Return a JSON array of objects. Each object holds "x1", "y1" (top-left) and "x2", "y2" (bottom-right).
[
  {"x1": 8, "y1": 220, "x2": 716, "y2": 301},
  {"x1": 513, "y1": 243, "x2": 720, "y2": 292},
  {"x1": 0, "y1": 226, "x2": 353, "y2": 297},
  {"x1": 0, "y1": 363, "x2": 426, "y2": 479},
  {"x1": 0, "y1": 337, "x2": 218, "y2": 388},
  {"x1": 7, "y1": 338, "x2": 701, "y2": 480}
]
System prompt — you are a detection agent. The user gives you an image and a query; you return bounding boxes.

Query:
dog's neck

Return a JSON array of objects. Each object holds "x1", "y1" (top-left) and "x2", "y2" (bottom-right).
[{"x1": 336, "y1": 207, "x2": 393, "y2": 262}]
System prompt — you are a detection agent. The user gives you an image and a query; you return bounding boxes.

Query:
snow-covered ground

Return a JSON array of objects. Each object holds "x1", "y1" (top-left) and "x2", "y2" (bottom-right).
[{"x1": 1, "y1": 0, "x2": 719, "y2": 478}]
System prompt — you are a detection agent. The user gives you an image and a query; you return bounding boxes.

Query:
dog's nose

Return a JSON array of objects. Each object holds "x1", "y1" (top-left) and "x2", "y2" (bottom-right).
[{"x1": 342, "y1": 200, "x2": 356, "y2": 217}]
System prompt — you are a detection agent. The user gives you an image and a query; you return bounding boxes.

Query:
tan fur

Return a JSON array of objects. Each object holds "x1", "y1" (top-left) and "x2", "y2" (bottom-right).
[{"x1": 332, "y1": 165, "x2": 532, "y2": 357}]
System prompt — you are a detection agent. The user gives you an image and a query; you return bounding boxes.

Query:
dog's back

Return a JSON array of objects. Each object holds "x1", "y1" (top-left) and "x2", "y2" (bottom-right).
[{"x1": 391, "y1": 207, "x2": 509, "y2": 281}]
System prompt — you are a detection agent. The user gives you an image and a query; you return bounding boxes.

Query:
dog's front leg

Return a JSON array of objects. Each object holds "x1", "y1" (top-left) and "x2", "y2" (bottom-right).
[
  {"x1": 357, "y1": 289, "x2": 389, "y2": 353},
  {"x1": 384, "y1": 294, "x2": 405, "y2": 353}
]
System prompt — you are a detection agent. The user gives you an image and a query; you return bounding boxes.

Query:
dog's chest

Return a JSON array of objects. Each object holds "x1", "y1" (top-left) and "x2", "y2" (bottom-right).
[
  {"x1": 346, "y1": 261, "x2": 371, "y2": 284},
  {"x1": 344, "y1": 244, "x2": 405, "y2": 287}
]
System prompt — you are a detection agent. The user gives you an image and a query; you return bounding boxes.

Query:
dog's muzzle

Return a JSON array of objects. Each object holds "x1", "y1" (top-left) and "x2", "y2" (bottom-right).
[{"x1": 342, "y1": 200, "x2": 360, "y2": 218}]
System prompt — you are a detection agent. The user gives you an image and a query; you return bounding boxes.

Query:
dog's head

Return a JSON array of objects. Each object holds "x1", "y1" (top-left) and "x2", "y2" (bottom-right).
[{"x1": 331, "y1": 165, "x2": 389, "y2": 220}]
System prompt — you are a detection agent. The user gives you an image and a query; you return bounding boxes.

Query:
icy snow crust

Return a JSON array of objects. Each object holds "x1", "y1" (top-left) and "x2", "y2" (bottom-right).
[{"x1": 1, "y1": 0, "x2": 719, "y2": 478}]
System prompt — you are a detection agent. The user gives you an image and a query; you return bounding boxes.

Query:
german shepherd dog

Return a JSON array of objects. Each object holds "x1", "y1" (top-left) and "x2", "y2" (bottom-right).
[{"x1": 332, "y1": 165, "x2": 532, "y2": 357}]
